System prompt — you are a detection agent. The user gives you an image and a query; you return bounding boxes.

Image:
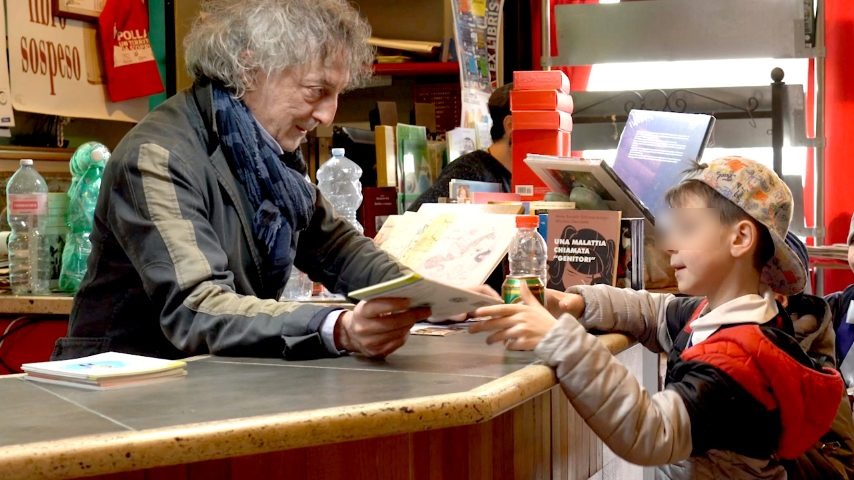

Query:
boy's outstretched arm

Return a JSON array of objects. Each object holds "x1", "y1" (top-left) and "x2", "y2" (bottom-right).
[
  {"x1": 537, "y1": 310, "x2": 694, "y2": 465},
  {"x1": 565, "y1": 284, "x2": 675, "y2": 353}
]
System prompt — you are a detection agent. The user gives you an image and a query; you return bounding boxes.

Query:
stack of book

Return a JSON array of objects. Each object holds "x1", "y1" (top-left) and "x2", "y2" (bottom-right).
[
  {"x1": 22, "y1": 352, "x2": 187, "y2": 390},
  {"x1": 510, "y1": 70, "x2": 574, "y2": 199}
]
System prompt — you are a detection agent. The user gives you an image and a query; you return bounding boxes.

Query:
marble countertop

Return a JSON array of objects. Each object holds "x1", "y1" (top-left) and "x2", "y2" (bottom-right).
[{"x1": 0, "y1": 329, "x2": 633, "y2": 480}]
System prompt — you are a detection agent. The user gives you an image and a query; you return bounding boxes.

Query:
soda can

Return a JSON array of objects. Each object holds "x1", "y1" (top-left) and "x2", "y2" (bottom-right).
[{"x1": 502, "y1": 275, "x2": 545, "y2": 305}]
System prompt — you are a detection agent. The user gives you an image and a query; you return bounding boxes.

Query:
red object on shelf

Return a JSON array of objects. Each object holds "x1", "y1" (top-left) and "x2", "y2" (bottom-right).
[
  {"x1": 513, "y1": 70, "x2": 571, "y2": 94},
  {"x1": 372, "y1": 62, "x2": 459, "y2": 76},
  {"x1": 510, "y1": 89, "x2": 574, "y2": 113},
  {"x1": 512, "y1": 111, "x2": 573, "y2": 132},
  {"x1": 511, "y1": 130, "x2": 572, "y2": 199}
]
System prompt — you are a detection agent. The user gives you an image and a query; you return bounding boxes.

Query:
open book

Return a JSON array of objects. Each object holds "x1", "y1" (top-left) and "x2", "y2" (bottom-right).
[
  {"x1": 349, "y1": 272, "x2": 501, "y2": 320},
  {"x1": 373, "y1": 209, "x2": 519, "y2": 287},
  {"x1": 22, "y1": 352, "x2": 187, "y2": 390}
]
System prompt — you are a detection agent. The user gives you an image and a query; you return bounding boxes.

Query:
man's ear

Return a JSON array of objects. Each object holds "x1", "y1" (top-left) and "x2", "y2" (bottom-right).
[
  {"x1": 730, "y1": 220, "x2": 758, "y2": 260},
  {"x1": 503, "y1": 115, "x2": 512, "y2": 136}
]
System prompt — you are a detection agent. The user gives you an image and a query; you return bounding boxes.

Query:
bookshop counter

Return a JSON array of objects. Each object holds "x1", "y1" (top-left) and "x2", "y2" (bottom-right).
[{"x1": 0, "y1": 330, "x2": 637, "y2": 480}]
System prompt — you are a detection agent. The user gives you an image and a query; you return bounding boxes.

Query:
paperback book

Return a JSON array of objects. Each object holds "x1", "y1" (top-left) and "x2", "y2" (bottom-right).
[
  {"x1": 22, "y1": 352, "x2": 187, "y2": 390},
  {"x1": 349, "y1": 272, "x2": 501, "y2": 320},
  {"x1": 546, "y1": 209, "x2": 622, "y2": 291}
]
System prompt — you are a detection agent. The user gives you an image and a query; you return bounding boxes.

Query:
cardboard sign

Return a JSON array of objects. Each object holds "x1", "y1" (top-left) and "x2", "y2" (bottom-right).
[{"x1": 8, "y1": 0, "x2": 148, "y2": 122}]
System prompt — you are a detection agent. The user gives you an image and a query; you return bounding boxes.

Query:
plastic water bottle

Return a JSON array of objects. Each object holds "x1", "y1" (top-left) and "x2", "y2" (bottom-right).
[
  {"x1": 6, "y1": 159, "x2": 50, "y2": 295},
  {"x1": 317, "y1": 148, "x2": 363, "y2": 234},
  {"x1": 502, "y1": 215, "x2": 547, "y2": 305},
  {"x1": 59, "y1": 142, "x2": 110, "y2": 293}
]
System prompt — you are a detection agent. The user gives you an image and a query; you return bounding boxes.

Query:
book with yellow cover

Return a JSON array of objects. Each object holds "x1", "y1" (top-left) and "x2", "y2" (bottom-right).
[{"x1": 349, "y1": 272, "x2": 501, "y2": 320}]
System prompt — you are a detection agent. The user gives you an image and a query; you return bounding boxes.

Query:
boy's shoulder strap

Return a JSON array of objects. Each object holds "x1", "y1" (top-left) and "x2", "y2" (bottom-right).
[{"x1": 666, "y1": 297, "x2": 708, "y2": 353}]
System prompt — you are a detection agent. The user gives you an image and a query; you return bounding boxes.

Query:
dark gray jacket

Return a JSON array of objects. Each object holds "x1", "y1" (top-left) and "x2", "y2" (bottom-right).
[{"x1": 52, "y1": 82, "x2": 404, "y2": 361}]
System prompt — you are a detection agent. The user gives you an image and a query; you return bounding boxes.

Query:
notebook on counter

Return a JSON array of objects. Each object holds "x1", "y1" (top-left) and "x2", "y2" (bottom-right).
[{"x1": 22, "y1": 352, "x2": 187, "y2": 390}]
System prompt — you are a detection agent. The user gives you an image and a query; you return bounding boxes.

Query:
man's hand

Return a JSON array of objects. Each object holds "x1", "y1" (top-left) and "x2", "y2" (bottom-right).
[
  {"x1": 468, "y1": 283, "x2": 557, "y2": 351},
  {"x1": 334, "y1": 298, "x2": 431, "y2": 358},
  {"x1": 545, "y1": 288, "x2": 585, "y2": 318}
]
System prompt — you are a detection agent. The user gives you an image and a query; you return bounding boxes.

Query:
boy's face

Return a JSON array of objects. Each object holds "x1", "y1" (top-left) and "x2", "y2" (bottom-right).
[{"x1": 660, "y1": 196, "x2": 737, "y2": 297}]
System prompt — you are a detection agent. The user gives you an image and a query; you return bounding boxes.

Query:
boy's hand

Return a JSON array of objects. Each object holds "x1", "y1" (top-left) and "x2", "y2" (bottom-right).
[
  {"x1": 427, "y1": 284, "x2": 502, "y2": 323},
  {"x1": 468, "y1": 283, "x2": 556, "y2": 351},
  {"x1": 545, "y1": 288, "x2": 585, "y2": 318}
]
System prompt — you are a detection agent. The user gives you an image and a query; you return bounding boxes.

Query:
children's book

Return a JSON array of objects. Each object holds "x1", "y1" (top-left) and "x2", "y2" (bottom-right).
[
  {"x1": 360, "y1": 186, "x2": 399, "y2": 238},
  {"x1": 546, "y1": 209, "x2": 622, "y2": 291},
  {"x1": 448, "y1": 179, "x2": 501, "y2": 203},
  {"x1": 22, "y1": 352, "x2": 187, "y2": 390},
  {"x1": 524, "y1": 154, "x2": 654, "y2": 229},
  {"x1": 349, "y1": 272, "x2": 501, "y2": 320},
  {"x1": 613, "y1": 110, "x2": 715, "y2": 220},
  {"x1": 373, "y1": 209, "x2": 518, "y2": 287},
  {"x1": 396, "y1": 123, "x2": 430, "y2": 211}
]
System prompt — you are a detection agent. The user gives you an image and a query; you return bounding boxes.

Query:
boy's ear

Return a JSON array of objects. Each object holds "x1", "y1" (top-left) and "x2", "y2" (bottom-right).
[
  {"x1": 729, "y1": 220, "x2": 758, "y2": 261},
  {"x1": 503, "y1": 115, "x2": 512, "y2": 136}
]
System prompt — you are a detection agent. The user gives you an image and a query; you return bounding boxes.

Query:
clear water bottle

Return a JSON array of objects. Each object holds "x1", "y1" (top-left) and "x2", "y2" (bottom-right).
[
  {"x1": 6, "y1": 159, "x2": 50, "y2": 295},
  {"x1": 317, "y1": 148, "x2": 363, "y2": 234},
  {"x1": 59, "y1": 142, "x2": 110, "y2": 293},
  {"x1": 502, "y1": 215, "x2": 547, "y2": 305}
]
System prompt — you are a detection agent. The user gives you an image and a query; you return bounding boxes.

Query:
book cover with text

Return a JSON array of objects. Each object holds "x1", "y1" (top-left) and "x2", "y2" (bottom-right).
[{"x1": 546, "y1": 210, "x2": 622, "y2": 291}]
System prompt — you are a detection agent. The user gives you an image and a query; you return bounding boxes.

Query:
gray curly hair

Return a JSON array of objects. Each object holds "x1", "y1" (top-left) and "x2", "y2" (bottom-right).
[{"x1": 184, "y1": 0, "x2": 374, "y2": 97}]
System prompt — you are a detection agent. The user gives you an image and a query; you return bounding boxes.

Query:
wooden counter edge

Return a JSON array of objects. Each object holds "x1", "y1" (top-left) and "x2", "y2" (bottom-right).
[{"x1": 0, "y1": 333, "x2": 634, "y2": 480}]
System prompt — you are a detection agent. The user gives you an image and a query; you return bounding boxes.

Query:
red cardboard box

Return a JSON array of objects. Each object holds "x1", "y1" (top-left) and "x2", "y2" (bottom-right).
[
  {"x1": 511, "y1": 130, "x2": 572, "y2": 198},
  {"x1": 510, "y1": 89, "x2": 574, "y2": 113},
  {"x1": 513, "y1": 70, "x2": 571, "y2": 94},
  {"x1": 512, "y1": 110, "x2": 573, "y2": 132}
]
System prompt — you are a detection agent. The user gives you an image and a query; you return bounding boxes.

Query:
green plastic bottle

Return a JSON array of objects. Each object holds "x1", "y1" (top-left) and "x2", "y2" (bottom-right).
[{"x1": 58, "y1": 142, "x2": 110, "y2": 293}]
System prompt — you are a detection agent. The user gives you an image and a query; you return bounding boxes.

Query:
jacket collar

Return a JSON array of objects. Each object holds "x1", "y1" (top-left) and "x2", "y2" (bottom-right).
[{"x1": 690, "y1": 286, "x2": 779, "y2": 346}]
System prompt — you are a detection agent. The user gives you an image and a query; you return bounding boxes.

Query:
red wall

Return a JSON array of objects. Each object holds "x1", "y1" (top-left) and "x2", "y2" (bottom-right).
[{"x1": 822, "y1": 0, "x2": 854, "y2": 293}]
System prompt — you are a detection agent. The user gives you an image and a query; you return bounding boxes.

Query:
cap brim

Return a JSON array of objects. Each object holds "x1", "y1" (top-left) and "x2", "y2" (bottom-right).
[{"x1": 762, "y1": 230, "x2": 808, "y2": 296}]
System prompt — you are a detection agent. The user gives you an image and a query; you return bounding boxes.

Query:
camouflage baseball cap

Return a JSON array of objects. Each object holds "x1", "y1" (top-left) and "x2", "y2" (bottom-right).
[{"x1": 682, "y1": 156, "x2": 807, "y2": 295}]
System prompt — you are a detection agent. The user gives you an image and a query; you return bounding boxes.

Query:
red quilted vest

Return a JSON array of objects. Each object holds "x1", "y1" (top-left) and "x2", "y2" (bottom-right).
[{"x1": 681, "y1": 324, "x2": 844, "y2": 459}]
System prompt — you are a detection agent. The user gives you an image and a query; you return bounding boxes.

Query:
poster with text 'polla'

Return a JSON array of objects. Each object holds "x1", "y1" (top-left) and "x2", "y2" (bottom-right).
[{"x1": 7, "y1": 0, "x2": 148, "y2": 122}]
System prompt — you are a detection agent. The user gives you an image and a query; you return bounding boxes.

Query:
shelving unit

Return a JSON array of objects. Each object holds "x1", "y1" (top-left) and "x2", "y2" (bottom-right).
[{"x1": 372, "y1": 62, "x2": 459, "y2": 77}]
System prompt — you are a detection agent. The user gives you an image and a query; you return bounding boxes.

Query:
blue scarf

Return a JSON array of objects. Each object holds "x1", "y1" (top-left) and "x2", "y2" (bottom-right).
[{"x1": 212, "y1": 85, "x2": 315, "y2": 279}]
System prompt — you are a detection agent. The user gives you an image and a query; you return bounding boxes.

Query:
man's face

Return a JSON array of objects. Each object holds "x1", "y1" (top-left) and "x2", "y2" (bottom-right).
[{"x1": 242, "y1": 56, "x2": 349, "y2": 152}]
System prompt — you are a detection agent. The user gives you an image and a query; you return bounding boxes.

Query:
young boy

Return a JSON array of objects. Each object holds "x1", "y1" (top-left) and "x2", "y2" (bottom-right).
[
  {"x1": 825, "y1": 214, "x2": 854, "y2": 391},
  {"x1": 470, "y1": 157, "x2": 844, "y2": 478}
]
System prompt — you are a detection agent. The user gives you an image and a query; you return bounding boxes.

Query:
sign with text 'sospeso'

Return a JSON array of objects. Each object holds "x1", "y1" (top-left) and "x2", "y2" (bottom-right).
[{"x1": 7, "y1": 0, "x2": 148, "y2": 122}]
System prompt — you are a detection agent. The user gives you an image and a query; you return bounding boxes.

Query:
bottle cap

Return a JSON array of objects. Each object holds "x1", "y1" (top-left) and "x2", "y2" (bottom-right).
[
  {"x1": 331, "y1": 148, "x2": 345, "y2": 157},
  {"x1": 20, "y1": 159, "x2": 33, "y2": 166},
  {"x1": 515, "y1": 215, "x2": 539, "y2": 228}
]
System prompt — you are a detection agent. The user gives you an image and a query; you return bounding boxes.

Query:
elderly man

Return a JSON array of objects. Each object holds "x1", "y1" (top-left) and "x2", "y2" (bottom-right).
[{"x1": 52, "y1": 0, "x2": 432, "y2": 361}]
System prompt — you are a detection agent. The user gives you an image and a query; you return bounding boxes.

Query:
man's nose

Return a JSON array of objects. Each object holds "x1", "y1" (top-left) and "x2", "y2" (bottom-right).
[{"x1": 313, "y1": 96, "x2": 339, "y2": 127}]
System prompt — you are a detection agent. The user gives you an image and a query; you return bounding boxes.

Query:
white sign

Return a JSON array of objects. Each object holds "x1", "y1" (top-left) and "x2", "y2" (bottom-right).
[{"x1": 7, "y1": 0, "x2": 148, "y2": 122}]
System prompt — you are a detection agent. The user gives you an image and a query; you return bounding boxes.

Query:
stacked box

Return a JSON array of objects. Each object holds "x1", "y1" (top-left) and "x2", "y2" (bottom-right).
[{"x1": 510, "y1": 70, "x2": 574, "y2": 199}]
